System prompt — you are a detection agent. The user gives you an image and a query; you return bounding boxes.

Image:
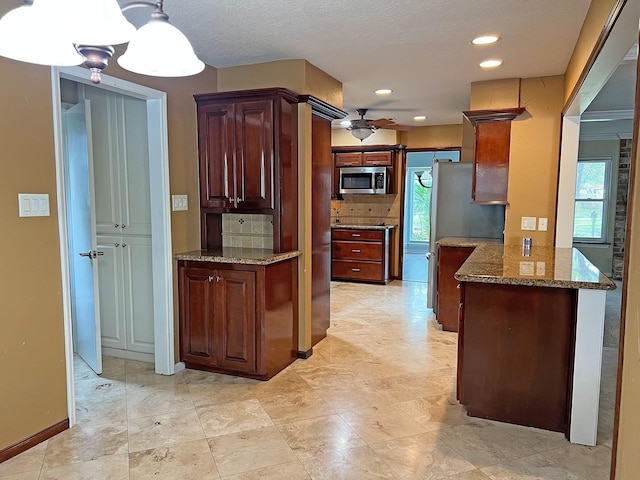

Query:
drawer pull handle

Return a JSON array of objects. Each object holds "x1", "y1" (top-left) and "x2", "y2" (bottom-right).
[
  {"x1": 352, "y1": 249, "x2": 361, "y2": 253},
  {"x1": 351, "y1": 234, "x2": 361, "y2": 237},
  {"x1": 351, "y1": 268, "x2": 361, "y2": 272}
]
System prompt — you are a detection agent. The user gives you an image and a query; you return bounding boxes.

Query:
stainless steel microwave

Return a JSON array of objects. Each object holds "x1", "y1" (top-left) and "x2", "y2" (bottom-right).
[{"x1": 339, "y1": 166, "x2": 389, "y2": 194}]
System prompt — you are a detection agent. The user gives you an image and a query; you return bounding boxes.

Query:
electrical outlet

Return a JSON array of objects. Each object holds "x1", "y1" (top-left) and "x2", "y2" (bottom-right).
[
  {"x1": 519, "y1": 261, "x2": 535, "y2": 275},
  {"x1": 172, "y1": 194, "x2": 188, "y2": 211},
  {"x1": 538, "y1": 217, "x2": 548, "y2": 231},
  {"x1": 521, "y1": 216, "x2": 537, "y2": 231}
]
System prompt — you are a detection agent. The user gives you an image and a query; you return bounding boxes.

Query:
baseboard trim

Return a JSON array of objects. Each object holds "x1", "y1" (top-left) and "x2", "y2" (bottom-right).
[
  {"x1": 102, "y1": 347, "x2": 154, "y2": 364},
  {"x1": 297, "y1": 348, "x2": 313, "y2": 359},
  {"x1": 0, "y1": 418, "x2": 68, "y2": 463}
]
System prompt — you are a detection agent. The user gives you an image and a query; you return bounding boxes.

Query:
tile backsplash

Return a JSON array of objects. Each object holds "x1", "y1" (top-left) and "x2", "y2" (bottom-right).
[
  {"x1": 331, "y1": 194, "x2": 400, "y2": 226},
  {"x1": 222, "y1": 213, "x2": 274, "y2": 249}
]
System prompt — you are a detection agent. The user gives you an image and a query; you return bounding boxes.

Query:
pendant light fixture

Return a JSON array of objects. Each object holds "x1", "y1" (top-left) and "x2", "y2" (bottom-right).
[{"x1": 0, "y1": 0, "x2": 204, "y2": 84}]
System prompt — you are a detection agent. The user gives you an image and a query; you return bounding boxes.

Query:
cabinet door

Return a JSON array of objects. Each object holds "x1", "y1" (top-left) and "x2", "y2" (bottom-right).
[
  {"x1": 472, "y1": 121, "x2": 511, "y2": 204},
  {"x1": 235, "y1": 100, "x2": 274, "y2": 210},
  {"x1": 334, "y1": 152, "x2": 362, "y2": 167},
  {"x1": 180, "y1": 267, "x2": 217, "y2": 366},
  {"x1": 96, "y1": 236, "x2": 125, "y2": 350},
  {"x1": 198, "y1": 103, "x2": 235, "y2": 209},
  {"x1": 121, "y1": 236, "x2": 154, "y2": 354},
  {"x1": 215, "y1": 269, "x2": 257, "y2": 373},
  {"x1": 362, "y1": 151, "x2": 392, "y2": 166}
]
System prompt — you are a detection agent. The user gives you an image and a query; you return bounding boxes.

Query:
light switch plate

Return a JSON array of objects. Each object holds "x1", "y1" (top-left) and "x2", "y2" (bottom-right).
[
  {"x1": 521, "y1": 216, "x2": 537, "y2": 231},
  {"x1": 18, "y1": 193, "x2": 50, "y2": 217},
  {"x1": 538, "y1": 217, "x2": 548, "y2": 231},
  {"x1": 172, "y1": 194, "x2": 188, "y2": 211}
]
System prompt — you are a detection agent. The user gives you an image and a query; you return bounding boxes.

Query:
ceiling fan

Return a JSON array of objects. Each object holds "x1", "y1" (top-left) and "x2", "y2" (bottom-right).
[{"x1": 346, "y1": 108, "x2": 414, "y2": 141}]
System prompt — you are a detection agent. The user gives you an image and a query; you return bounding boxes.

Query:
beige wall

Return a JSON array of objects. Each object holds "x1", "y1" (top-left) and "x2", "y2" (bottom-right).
[
  {"x1": 399, "y1": 124, "x2": 462, "y2": 149},
  {"x1": 564, "y1": 0, "x2": 621, "y2": 104},
  {"x1": 470, "y1": 78, "x2": 522, "y2": 110},
  {"x1": 0, "y1": 22, "x2": 217, "y2": 449}
]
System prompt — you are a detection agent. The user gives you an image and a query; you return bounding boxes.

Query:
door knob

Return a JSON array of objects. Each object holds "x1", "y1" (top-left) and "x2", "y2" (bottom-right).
[{"x1": 79, "y1": 250, "x2": 104, "y2": 259}]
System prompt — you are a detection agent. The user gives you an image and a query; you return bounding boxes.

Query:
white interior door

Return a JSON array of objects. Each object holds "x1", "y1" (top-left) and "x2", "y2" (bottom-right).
[{"x1": 64, "y1": 100, "x2": 102, "y2": 374}]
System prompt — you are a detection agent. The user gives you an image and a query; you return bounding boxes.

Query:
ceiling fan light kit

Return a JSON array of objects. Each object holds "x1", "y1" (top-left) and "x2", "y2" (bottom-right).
[
  {"x1": 0, "y1": 0, "x2": 204, "y2": 84},
  {"x1": 345, "y1": 108, "x2": 414, "y2": 141}
]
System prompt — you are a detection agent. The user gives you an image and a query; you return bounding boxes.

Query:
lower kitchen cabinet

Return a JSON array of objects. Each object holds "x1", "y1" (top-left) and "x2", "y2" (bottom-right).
[
  {"x1": 97, "y1": 235, "x2": 154, "y2": 355},
  {"x1": 331, "y1": 228, "x2": 391, "y2": 284},
  {"x1": 178, "y1": 258, "x2": 297, "y2": 380},
  {"x1": 436, "y1": 245, "x2": 475, "y2": 332}
]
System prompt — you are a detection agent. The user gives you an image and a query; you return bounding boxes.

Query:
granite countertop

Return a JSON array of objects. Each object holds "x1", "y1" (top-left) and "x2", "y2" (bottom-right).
[
  {"x1": 175, "y1": 248, "x2": 301, "y2": 266},
  {"x1": 455, "y1": 243, "x2": 616, "y2": 290},
  {"x1": 436, "y1": 237, "x2": 503, "y2": 247},
  {"x1": 331, "y1": 223, "x2": 396, "y2": 230}
]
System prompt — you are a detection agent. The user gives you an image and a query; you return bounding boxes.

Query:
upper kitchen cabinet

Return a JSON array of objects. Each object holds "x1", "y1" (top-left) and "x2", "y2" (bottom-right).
[
  {"x1": 194, "y1": 88, "x2": 299, "y2": 252},
  {"x1": 332, "y1": 145, "x2": 404, "y2": 197},
  {"x1": 463, "y1": 108, "x2": 525, "y2": 204}
]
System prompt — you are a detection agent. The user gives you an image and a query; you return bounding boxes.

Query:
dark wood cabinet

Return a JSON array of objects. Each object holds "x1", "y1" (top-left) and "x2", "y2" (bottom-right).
[
  {"x1": 178, "y1": 258, "x2": 298, "y2": 380},
  {"x1": 463, "y1": 108, "x2": 525, "y2": 205},
  {"x1": 331, "y1": 228, "x2": 391, "y2": 284},
  {"x1": 457, "y1": 281, "x2": 576, "y2": 433},
  {"x1": 195, "y1": 88, "x2": 298, "y2": 252},
  {"x1": 436, "y1": 245, "x2": 475, "y2": 332}
]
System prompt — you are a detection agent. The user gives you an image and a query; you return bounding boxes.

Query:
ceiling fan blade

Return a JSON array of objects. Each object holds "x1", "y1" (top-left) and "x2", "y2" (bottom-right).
[
  {"x1": 377, "y1": 124, "x2": 414, "y2": 131},
  {"x1": 368, "y1": 118, "x2": 395, "y2": 127}
]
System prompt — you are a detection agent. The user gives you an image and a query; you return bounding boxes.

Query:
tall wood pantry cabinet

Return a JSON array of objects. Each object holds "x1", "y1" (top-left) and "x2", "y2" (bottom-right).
[
  {"x1": 194, "y1": 88, "x2": 299, "y2": 252},
  {"x1": 84, "y1": 86, "x2": 155, "y2": 356}
]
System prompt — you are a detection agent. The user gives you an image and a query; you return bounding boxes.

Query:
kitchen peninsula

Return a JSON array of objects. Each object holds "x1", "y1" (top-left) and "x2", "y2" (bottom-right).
[{"x1": 455, "y1": 243, "x2": 615, "y2": 446}]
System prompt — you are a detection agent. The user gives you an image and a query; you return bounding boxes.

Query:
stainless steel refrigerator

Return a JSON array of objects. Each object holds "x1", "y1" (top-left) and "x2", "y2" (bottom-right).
[{"x1": 427, "y1": 161, "x2": 505, "y2": 309}]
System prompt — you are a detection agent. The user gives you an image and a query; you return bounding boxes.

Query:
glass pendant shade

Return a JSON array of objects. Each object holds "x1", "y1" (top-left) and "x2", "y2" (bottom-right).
[
  {"x1": 0, "y1": 2, "x2": 83, "y2": 66},
  {"x1": 351, "y1": 127, "x2": 374, "y2": 141},
  {"x1": 67, "y1": 0, "x2": 135, "y2": 46},
  {"x1": 118, "y1": 20, "x2": 205, "y2": 77}
]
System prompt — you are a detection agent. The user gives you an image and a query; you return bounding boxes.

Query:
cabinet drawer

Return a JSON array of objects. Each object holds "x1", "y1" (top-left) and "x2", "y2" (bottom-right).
[
  {"x1": 332, "y1": 240, "x2": 382, "y2": 261},
  {"x1": 362, "y1": 151, "x2": 392, "y2": 166},
  {"x1": 332, "y1": 260, "x2": 383, "y2": 281},
  {"x1": 332, "y1": 229, "x2": 384, "y2": 242}
]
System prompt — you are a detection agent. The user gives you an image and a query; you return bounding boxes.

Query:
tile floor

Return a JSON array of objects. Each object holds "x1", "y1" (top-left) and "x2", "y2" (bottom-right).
[{"x1": 0, "y1": 281, "x2": 616, "y2": 479}]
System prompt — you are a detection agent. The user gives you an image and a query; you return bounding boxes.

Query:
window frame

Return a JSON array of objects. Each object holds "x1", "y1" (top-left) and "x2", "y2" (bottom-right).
[
  {"x1": 572, "y1": 157, "x2": 612, "y2": 244},
  {"x1": 406, "y1": 166, "x2": 431, "y2": 245}
]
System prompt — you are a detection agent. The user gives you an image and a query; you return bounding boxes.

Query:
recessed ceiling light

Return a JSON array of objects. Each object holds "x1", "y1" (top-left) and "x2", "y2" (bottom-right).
[
  {"x1": 375, "y1": 89, "x2": 393, "y2": 95},
  {"x1": 480, "y1": 59, "x2": 503, "y2": 68},
  {"x1": 413, "y1": 115, "x2": 427, "y2": 121},
  {"x1": 471, "y1": 35, "x2": 500, "y2": 45}
]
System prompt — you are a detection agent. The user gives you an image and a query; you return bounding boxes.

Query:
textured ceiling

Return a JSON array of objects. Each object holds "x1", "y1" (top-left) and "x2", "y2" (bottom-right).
[{"x1": 123, "y1": 0, "x2": 593, "y2": 127}]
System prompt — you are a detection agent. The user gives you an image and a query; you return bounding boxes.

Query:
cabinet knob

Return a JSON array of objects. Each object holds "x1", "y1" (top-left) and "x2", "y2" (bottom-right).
[
  {"x1": 114, "y1": 224, "x2": 119, "y2": 228},
  {"x1": 236, "y1": 197, "x2": 242, "y2": 203},
  {"x1": 208, "y1": 275, "x2": 214, "y2": 282},
  {"x1": 121, "y1": 224, "x2": 126, "y2": 229},
  {"x1": 115, "y1": 243, "x2": 120, "y2": 247},
  {"x1": 216, "y1": 275, "x2": 221, "y2": 283},
  {"x1": 122, "y1": 243, "x2": 127, "y2": 248}
]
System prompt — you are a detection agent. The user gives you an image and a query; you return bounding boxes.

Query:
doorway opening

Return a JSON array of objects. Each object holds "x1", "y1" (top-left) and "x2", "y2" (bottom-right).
[
  {"x1": 52, "y1": 66, "x2": 176, "y2": 427},
  {"x1": 401, "y1": 149, "x2": 460, "y2": 282}
]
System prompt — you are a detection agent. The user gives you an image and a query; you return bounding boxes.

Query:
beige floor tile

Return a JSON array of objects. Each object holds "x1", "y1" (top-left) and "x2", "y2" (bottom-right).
[
  {"x1": 371, "y1": 432, "x2": 477, "y2": 480},
  {"x1": 480, "y1": 453, "x2": 585, "y2": 479},
  {"x1": 188, "y1": 382, "x2": 257, "y2": 408},
  {"x1": 43, "y1": 422, "x2": 128, "y2": 468},
  {"x1": 183, "y1": 369, "x2": 248, "y2": 385},
  {"x1": 208, "y1": 426, "x2": 298, "y2": 477},
  {"x1": 220, "y1": 460, "x2": 310, "y2": 479},
  {"x1": 100, "y1": 356, "x2": 127, "y2": 377},
  {"x1": 314, "y1": 379, "x2": 392, "y2": 413},
  {"x1": 0, "y1": 471, "x2": 41, "y2": 480},
  {"x1": 530, "y1": 444, "x2": 612, "y2": 480},
  {"x1": 197, "y1": 398, "x2": 273, "y2": 437},
  {"x1": 127, "y1": 409, "x2": 206, "y2": 453},
  {"x1": 258, "y1": 389, "x2": 336, "y2": 424},
  {"x1": 299, "y1": 445, "x2": 400, "y2": 480},
  {"x1": 129, "y1": 439, "x2": 219, "y2": 479},
  {"x1": 39, "y1": 453, "x2": 128, "y2": 480},
  {"x1": 294, "y1": 363, "x2": 361, "y2": 389},
  {"x1": 124, "y1": 359, "x2": 155, "y2": 374},
  {"x1": 439, "y1": 420, "x2": 538, "y2": 468},
  {"x1": 364, "y1": 371, "x2": 455, "y2": 403},
  {"x1": 276, "y1": 414, "x2": 366, "y2": 461},
  {"x1": 445, "y1": 470, "x2": 492, "y2": 480},
  {"x1": 395, "y1": 394, "x2": 474, "y2": 432},
  {"x1": 125, "y1": 370, "x2": 186, "y2": 387},
  {"x1": 74, "y1": 375, "x2": 127, "y2": 402},
  {"x1": 491, "y1": 422, "x2": 569, "y2": 453},
  {"x1": 0, "y1": 441, "x2": 47, "y2": 476},
  {"x1": 126, "y1": 384, "x2": 194, "y2": 419},
  {"x1": 338, "y1": 404, "x2": 428, "y2": 444},
  {"x1": 248, "y1": 369, "x2": 311, "y2": 400},
  {"x1": 75, "y1": 396, "x2": 128, "y2": 427}
]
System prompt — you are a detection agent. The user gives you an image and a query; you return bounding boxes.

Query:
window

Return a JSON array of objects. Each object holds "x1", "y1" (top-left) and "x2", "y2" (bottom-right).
[
  {"x1": 573, "y1": 158, "x2": 611, "y2": 242},
  {"x1": 407, "y1": 167, "x2": 431, "y2": 242}
]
